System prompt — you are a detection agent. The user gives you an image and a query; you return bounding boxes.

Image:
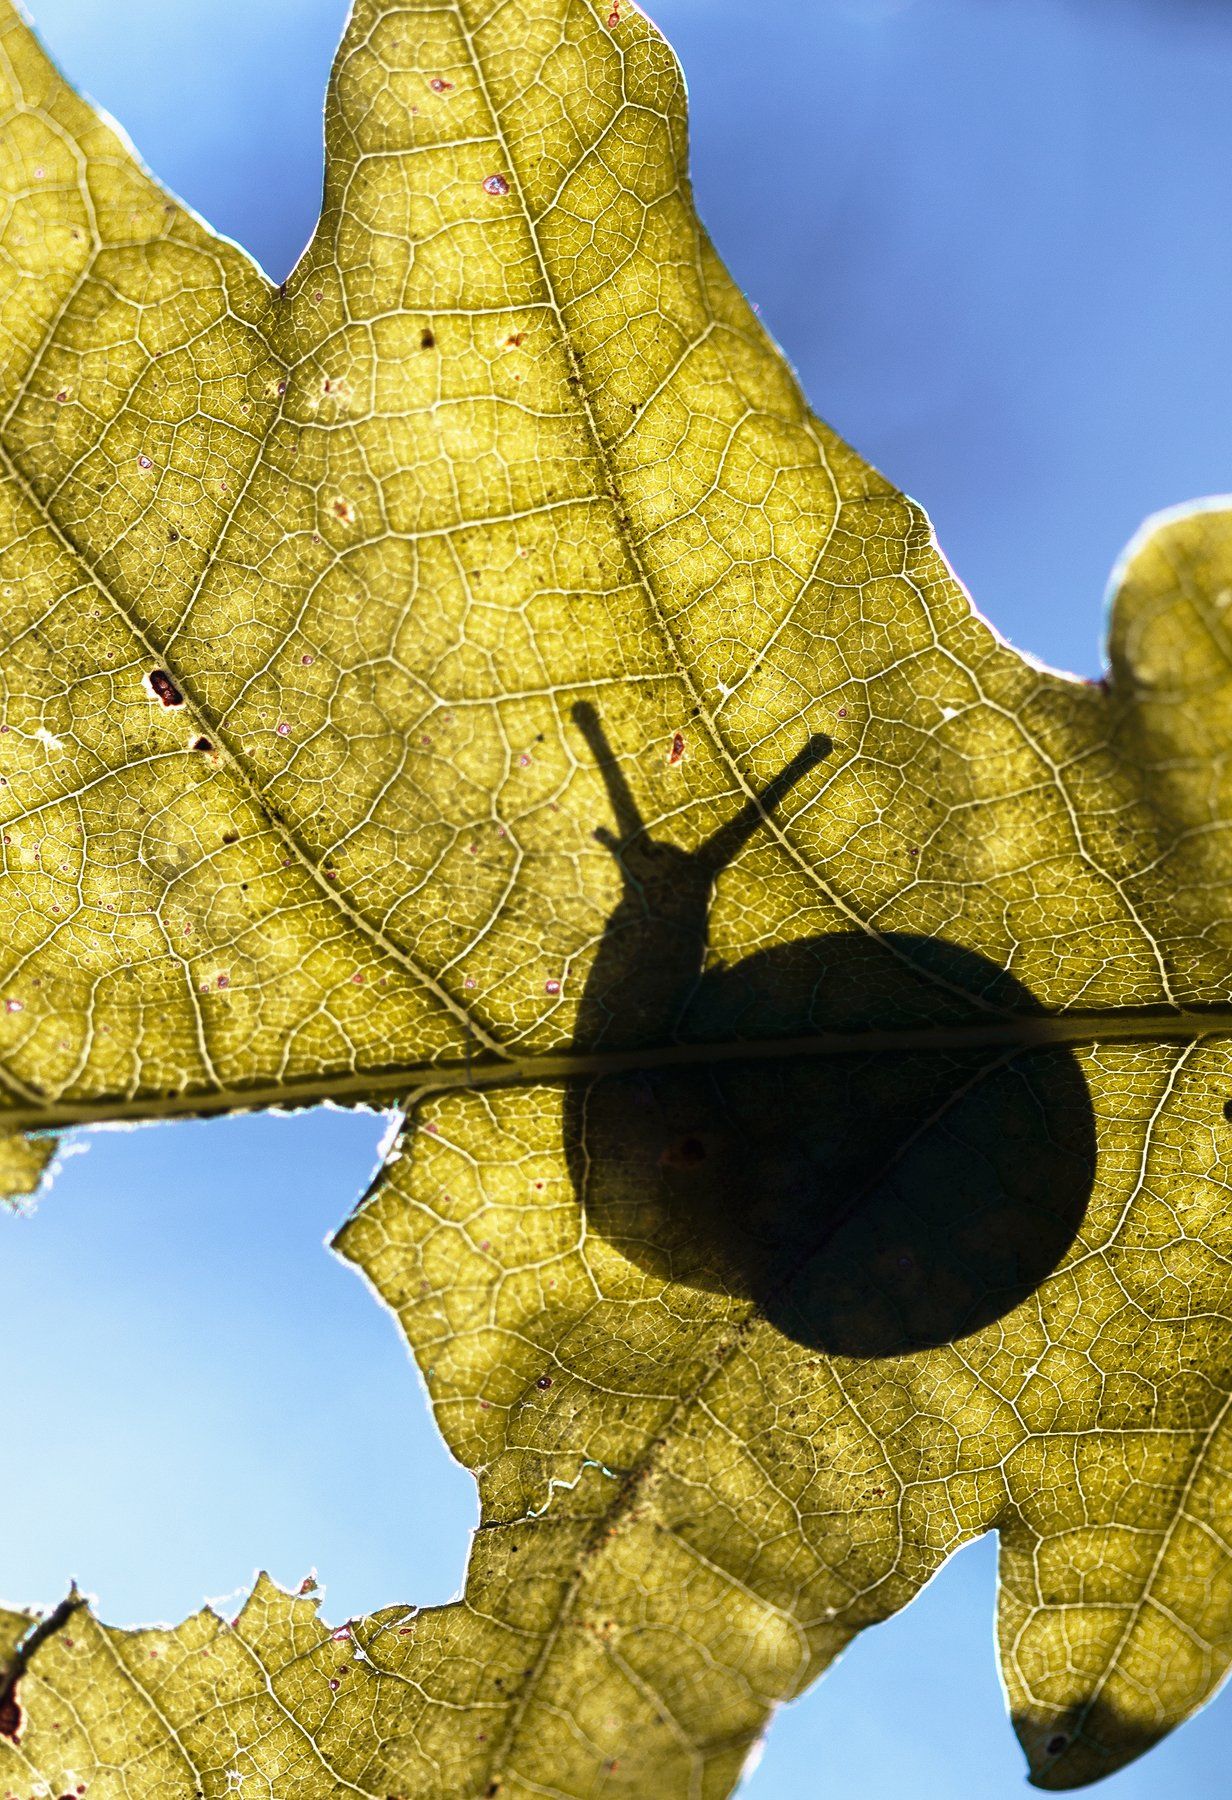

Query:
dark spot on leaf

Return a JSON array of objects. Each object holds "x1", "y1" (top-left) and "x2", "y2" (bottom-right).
[
  {"x1": 1222, "y1": 1099, "x2": 1232, "y2": 1123},
  {"x1": 536, "y1": 1375, "x2": 553, "y2": 1389},
  {"x1": 660, "y1": 1135, "x2": 707, "y2": 1169},
  {"x1": 1047, "y1": 1736, "x2": 1069, "y2": 1756},
  {"x1": 148, "y1": 669, "x2": 183, "y2": 707},
  {"x1": 192, "y1": 737, "x2": 213, "y2": 753},
  {"x1": 668, "y1": 731, "x2": 685, "y2": 765},
  {"x1": 0, "y1": 1596, "x2": 81, "y2": 1742},
  {"x1": 0, "y1": 1689, "x2": 20, "y2": 1742},
  {"x1": 222, "y1": 831, "x2": 239, "y2": 845},
  {"x1": 421, "y1": 328, "x2": 436, "y2": 349}
]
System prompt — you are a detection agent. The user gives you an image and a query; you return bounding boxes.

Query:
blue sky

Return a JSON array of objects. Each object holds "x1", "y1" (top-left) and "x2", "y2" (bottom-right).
[{"x1": 6, "y1": 1, "x2": 1232, "y2": 1794}]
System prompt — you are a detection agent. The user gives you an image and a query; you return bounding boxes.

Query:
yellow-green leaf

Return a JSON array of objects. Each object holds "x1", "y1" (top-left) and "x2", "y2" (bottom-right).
[
  {"x1": 0, "y1": 1127, "x2": 55, "y2": 1204},
  {"x1": 0, "y1": 1608, "x2": 33, "y2": 1680},
  {"x1": 2, "y1": 0, "x2": 1232, "y2": 1795}
]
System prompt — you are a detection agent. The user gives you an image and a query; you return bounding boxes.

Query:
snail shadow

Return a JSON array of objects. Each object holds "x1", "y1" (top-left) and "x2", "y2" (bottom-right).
[{"x1": 564, "y1": 704, "x2": 1097, "y2": 1360}]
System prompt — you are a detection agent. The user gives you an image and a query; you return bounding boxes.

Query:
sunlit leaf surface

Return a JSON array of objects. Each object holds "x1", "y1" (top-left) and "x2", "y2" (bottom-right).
[{"x1": 2, "y1": 0, "x2": 1232, "y2": 1792}]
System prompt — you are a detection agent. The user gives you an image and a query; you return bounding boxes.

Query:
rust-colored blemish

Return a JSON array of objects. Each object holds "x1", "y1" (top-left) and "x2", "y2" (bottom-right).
[{"x1": 148, "y1": 669, "x2": 183, "y2": 707}]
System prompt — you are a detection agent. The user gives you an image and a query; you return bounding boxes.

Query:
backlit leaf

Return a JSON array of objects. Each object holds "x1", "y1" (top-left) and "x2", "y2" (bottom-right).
[{"x1": 1, "y1": 1, "x2": 1231, "y2": 1794}]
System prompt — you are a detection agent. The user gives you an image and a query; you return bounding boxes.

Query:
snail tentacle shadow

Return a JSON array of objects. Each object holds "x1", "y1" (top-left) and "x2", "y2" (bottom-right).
[{"x1": 565, "y1": 703, "x2": 1097, "y2": 1359}]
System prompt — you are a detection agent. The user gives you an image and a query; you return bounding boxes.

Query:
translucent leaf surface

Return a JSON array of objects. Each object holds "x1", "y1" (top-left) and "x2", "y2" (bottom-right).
[
  {"x1": 0, "y1": 1126, "x2": 55, "y2": 1202},
  {"x1": 2, "y1": 0, "x2": 1232, "y2": 1792}
]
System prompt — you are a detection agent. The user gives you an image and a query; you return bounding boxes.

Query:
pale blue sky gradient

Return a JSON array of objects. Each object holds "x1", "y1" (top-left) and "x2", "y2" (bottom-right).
[{"x1": 6, "y1": 2, "x2": 1232, "y2": 1794}]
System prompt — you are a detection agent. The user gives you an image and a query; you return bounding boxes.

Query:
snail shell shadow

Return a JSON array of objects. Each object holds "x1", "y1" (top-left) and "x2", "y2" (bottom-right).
[{"x1": 564, "y1": 705, "x2": 1097, "y2": 1360}]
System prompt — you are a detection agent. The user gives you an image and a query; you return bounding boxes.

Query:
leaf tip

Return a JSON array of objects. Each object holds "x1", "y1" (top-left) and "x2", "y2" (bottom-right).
[{"x1": 1016, "y1": 1701, "x2": 1169, "y2": 1790}]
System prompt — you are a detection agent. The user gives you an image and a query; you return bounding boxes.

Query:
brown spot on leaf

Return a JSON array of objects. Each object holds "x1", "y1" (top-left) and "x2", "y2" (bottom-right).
[
  {"x1": 148, "y1": 669, "x2": 183, "y2": 707},
  {"x1": 0, "y1": 1689, "x2": 20, "y2": 1742}
]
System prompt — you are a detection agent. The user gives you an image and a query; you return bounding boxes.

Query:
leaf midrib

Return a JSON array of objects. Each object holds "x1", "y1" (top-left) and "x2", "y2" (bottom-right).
[{"x1": 1, "y1": 999, "x2": 1228, "y2": 1131}]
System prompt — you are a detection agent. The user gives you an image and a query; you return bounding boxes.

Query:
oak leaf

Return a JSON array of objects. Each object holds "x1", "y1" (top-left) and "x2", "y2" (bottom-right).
[{"x1": 1, "y1": 1, "x2": 1231, "y2": 1794}]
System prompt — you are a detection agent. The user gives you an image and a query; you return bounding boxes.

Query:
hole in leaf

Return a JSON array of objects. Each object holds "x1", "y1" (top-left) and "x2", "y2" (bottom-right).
[{"x1": 147, "y1": 669, "x2": 183, "y2": 708}]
